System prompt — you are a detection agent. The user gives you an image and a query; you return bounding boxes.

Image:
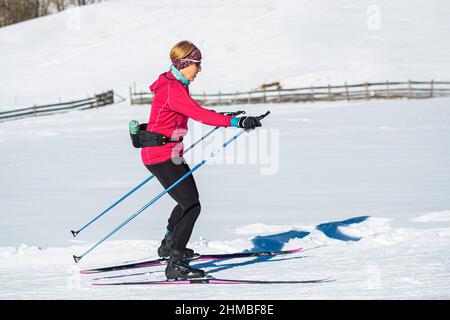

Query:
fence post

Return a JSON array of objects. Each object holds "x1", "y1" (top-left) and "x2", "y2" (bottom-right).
[
  {"x1": 262, "y1": 87, "x2": 267, "y2": 103},
  {"x1": 203, "y1": 91, "x2": 207, "y2": 106},
  {"x1": 310, "y1": 85, "x2": 315, "y2": 102},
  {"x1": 100, "y1": 92, "x2": 105, "y2": 107},
  {"x1": 408, "y1": 80, "x2": 412, "y2": 99},
  {"x1": 248, "y1": 92, "x2": 251, "y2": 104},
  {"x1": 109, "y1": 90, "x2": 114, "y2": 104},
  {"x1": 33, "y1": 104, "x2": 37, "y2": 117},
  {"x1": 234, "y1": 91, "x2": 239, "y2": 105},
  {"x1": 365, "y1": 82, "x2": 369, "y2": 100},
  {"x1": 218, "y1": 91, "x2": 222, "y2": 106},
  {"x1": 328, "y1": 84, "x2": 333, "y2": 101},
  {"x1": 129, "y1": 86, "x2": 133, "y2": 105},
  {"x1": 386, "y1": 80, "x2": 391, "y2": 99},
  {"x1": 277, "y1": 87, "x2": 281, "y2": 103},
  {"x1": 345, "y1": 82, "x2": 350, "y2": 102},
  {"x1": 430, "y1": 80, "x2": 434, "y2": 98}
]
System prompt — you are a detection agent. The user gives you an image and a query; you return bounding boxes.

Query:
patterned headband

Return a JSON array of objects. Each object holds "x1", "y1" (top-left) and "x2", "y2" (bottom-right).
[{"x1": 172, "y1": 48, "x2": 202, "y2": 70}]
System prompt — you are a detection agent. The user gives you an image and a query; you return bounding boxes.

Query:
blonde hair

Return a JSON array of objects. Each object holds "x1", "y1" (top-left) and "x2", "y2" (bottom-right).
[{"x1": 170, "y1": 40, "x2": 198, "y2": 60}]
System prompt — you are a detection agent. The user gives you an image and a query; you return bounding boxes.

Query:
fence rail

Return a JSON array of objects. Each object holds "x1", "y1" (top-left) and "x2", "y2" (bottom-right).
[
  {"x1": 130, "y1": 80, "x2": 450, "y2": 107},
  {"x1": 0, "y1": 90, "x2": 115, "y2": 122}
]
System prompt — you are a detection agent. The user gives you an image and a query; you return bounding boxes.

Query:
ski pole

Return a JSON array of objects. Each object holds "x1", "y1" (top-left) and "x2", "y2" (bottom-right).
[
  {"x1": 73, "y1": 125, "x2": 254, "y2": 263},
  {"x1": 71, "y1": 127, "x2": 219, "y2": 238},
  {"x1": 71, "y1": 111, "x2": 245, "y2": 237}
]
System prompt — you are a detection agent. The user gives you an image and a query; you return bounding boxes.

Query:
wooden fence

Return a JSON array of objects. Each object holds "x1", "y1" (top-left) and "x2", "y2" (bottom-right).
[
  {"x1": 0, "y1": 90, "x2": 116, "y2": 122},
  {"x1": 129, "y1": 80, "x2": 450, "y2": 107}
]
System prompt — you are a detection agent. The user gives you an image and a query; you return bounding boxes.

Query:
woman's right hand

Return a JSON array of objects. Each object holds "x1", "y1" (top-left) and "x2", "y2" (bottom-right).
[
  {"x1": 231, "y1": 111, "x2": 270, "y2": 129},
  {"x1": 235, "y1": 116, "x2": 262, "y2": 129}
]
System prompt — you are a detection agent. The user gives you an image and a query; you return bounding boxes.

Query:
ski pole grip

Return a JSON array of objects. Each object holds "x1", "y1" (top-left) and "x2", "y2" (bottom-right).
[
  {"x1": 257, "y1": 111, "x2": 270, "y2": 121},
  {"x1": 221, "y1": 110, "x2": 246, "y2": 116},
  {"x1": 234, "y1": 110, "x2": 246, "y2": 116}
]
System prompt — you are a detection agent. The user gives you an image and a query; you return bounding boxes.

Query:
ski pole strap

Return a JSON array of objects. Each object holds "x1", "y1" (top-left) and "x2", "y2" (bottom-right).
[
  {"x1": 130, "y1": 123, "x2": 183, "y2": 148},
  {"x1": 218, "y1": 110, "x2": 246, "y2": 117}
]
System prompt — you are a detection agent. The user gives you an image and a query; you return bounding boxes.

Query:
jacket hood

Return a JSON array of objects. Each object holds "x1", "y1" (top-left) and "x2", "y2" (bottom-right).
[{"x1": 149, "y1": 72, "x2": 177, "y2": 94}]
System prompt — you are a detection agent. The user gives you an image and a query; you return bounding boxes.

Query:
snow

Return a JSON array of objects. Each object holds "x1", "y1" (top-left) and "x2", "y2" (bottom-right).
[
  {"x1": 1, "y1": 0, "x2": 450, "y2": 299},
  {"x1": 412, "y1": 211, "x2": 450, "y2": 223},
  {"x1": 1, "y1": 215, "x2": 449, "y2": 299},
  {"x1": 1, "y1": 98, "x2": 449, "y2": 299}
]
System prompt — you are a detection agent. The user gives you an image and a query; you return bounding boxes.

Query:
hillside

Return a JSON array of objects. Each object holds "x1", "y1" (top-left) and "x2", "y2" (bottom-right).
[{"x1": 1, "y1": 0, "x2": 449, "y2": 109}]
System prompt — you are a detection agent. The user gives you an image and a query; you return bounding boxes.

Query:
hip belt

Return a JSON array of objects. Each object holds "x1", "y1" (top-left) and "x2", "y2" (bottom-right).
[{"x1": 130, "y1": 123, "x2": 183, "y2": 148}]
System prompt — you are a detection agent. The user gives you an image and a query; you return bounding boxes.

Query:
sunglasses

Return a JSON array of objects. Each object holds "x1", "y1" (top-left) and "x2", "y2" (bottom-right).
[{"x1": 180, "y1": 58, "x2": 201, "y2": 68}]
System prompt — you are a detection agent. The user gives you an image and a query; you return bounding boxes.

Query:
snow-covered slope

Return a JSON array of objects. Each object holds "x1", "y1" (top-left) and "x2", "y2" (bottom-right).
[
  {"x1": 1, "y1": 0, "x2": 449, "y2": 109},
  {"x1": 1, "y1": 98, "x2": 449, "y2": 299}
]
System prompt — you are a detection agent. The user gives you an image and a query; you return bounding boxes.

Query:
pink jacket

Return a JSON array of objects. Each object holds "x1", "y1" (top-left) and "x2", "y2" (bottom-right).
[{"x1": 141, "y1": 72, "x2": 233, "y2": 165}]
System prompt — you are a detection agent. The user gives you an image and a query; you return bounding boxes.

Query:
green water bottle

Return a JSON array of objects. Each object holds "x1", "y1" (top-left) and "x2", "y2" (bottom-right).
[{"x1": 129, "y1": 120, "x2": 139, "y2": 134}]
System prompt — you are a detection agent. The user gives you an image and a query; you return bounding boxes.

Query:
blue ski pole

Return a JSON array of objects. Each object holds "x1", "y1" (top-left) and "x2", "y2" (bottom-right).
[
  {"x1": 70, "y1": 111, "x2": 245, "y2": 237},
  {"x1": 72, "y1": 112, "x2": 267, "y2": 263}
]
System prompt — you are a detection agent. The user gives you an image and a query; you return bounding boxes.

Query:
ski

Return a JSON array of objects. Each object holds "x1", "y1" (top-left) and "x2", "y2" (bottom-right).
[
  {"x1": 92, "y1": 276, "x2": 331, "y2": 286},
  {"x1": 80, "y1": 247, "x2": 303, "y2": 274}
]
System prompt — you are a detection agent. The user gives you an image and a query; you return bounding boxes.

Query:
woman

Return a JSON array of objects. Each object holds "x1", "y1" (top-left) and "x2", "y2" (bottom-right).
[{"x1": 143, "y1": 40, "x2": 263, "y2": 279}]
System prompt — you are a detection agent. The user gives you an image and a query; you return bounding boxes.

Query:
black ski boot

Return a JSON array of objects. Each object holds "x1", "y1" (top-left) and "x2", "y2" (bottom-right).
[
  {"x1": 165, "y1": 249, "x2": 205, "y2": 280},
  {"x1": 157, "y1": 234, "x2": 195, "y2": 259}
]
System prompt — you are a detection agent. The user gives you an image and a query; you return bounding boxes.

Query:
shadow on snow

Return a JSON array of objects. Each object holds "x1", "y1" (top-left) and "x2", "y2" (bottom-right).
[
  {"x1": 316, "y1": 216, "x2": 369, "y2": 242},
  {"x1": 193, "y1": 215, "x2": 369, "y2": 274}
]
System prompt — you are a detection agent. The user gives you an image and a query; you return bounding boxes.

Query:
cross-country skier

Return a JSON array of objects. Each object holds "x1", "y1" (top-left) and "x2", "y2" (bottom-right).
[{"x1": 142, "y1": 40, "x2": 264, "y2": 279}]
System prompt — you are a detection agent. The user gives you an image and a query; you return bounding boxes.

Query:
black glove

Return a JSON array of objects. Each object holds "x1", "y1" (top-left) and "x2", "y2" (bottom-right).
[
  {"x1": 237, "y1": 116, "x2": 262, "y2": 129},
  {"x1": 230, "y1": 111, "x2": 270, "y2": 129}
]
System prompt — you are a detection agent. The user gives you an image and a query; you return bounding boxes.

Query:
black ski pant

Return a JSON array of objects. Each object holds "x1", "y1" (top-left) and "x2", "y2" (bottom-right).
[{"x1": 145, "y1": 157, "x2": 201, "y2": 251}]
